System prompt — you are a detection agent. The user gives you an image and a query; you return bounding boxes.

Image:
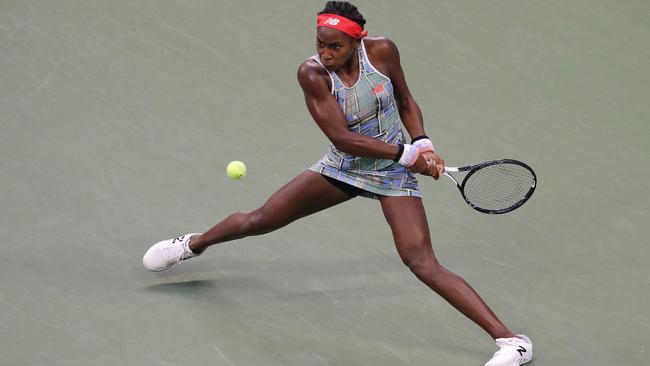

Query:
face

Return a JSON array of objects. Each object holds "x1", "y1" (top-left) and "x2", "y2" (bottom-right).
[{"x1": 316, "y1": 27, "x2": 359, "y2": 71}]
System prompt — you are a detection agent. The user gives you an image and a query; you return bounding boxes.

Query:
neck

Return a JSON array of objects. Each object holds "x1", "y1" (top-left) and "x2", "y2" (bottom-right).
[{"x1": 337, "y1": 48, "x2": 359, "y2": 76}]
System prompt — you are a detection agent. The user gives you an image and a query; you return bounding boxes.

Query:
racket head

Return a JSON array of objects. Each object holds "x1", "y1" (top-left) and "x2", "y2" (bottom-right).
[{"x1": 458, "y1": 159, "x2": 537, "y2": 214}]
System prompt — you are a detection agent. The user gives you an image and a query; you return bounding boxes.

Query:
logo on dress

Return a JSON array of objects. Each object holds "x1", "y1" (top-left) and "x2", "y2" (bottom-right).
[
  {"x1": 324, "y1": 17, "x2": 341, "y2": 25},
  {"x1": 374, "y1": 84, "x2": 384, "y2": 94}
]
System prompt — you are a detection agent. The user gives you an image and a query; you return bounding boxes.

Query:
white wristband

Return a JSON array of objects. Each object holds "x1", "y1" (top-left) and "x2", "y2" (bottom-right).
[
  {"x1": 412, "y1": 138, "x2": 435, "y2": 153},
  {"x1": 398, "y1": 144, "x2": 419, "y2": 167}
]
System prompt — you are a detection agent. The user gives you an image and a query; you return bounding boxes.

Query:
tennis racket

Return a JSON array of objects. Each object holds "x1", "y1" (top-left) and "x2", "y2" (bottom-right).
[{"x1": 443, "y1": 159, "x2": 537, "y2": 214}]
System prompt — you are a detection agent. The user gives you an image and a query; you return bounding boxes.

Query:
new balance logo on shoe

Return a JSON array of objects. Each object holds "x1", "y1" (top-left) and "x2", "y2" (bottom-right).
[
  {"x1": 485, "y1": 335, "x2": 533, "y2": 365},
  {"x1": 517, "y1": 346, "x2": 527, "y2": 357}
]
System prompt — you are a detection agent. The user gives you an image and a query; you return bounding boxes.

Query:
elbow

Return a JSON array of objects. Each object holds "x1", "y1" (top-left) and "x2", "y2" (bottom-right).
[
  {"x1": 397, "y1": 95, "x2": 417, "y2": 112},
  {"x1": 331, "y1": 133, "x2": 354, "y2": 153}
]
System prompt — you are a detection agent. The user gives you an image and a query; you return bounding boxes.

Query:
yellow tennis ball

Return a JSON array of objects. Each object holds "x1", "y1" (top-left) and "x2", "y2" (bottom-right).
[{"x1": 226, "y1": 161, "x2": 246, "y2": 180}]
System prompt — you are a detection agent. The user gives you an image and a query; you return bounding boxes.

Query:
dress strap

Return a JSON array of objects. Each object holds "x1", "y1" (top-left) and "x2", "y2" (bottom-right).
[
  {"x1": 308, "y1": 55, "x2": 337, "y2": 94},
  {"x1": 359, "y1": 39, "x2": 390, "y2": 80}
]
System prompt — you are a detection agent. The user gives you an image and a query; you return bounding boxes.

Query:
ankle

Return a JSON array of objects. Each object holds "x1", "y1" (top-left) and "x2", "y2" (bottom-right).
[
  {"x1": 188, "y1": 235, "x2": 205, "y2": 254},
  {"x1": 493, "y1": 331, "x2": 517, "y2": 340}
]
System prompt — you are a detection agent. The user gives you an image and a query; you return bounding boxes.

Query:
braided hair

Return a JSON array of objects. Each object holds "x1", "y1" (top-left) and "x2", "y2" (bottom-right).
[{"x1": 318, "y1": 1, "x2": 366, "y2": 29}]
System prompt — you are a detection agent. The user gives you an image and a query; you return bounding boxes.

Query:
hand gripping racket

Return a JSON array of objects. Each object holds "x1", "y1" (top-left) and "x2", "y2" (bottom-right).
[{"x1": 443, "y1": 159, "x2": 537, "y2": 214}]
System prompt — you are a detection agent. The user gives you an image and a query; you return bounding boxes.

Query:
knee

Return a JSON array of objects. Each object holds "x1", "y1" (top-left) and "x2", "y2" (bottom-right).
[
  {"x1": 398, "y1": 236, "x2": 434, "y2": 271},
  {"x1": 404, "y1": 254, "x2": 440, "y2": 277},
  {"x1": 401, "y1": 250, "x2": 445, "y2": 283}
]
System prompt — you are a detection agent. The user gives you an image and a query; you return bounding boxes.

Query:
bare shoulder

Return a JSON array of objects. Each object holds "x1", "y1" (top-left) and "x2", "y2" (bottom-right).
[
  {"x1": 363, "y1": 36, "x2": 399, "y2": 60},
  {"x1": 363, "y1": 37, "x2": 400, "y2": 77},
  {"x1": 298, "y1": 59, "x2": 328, "y2": 83},
  {"x1": 297, "y1": 59, "x2": 331, "y2": 94}
]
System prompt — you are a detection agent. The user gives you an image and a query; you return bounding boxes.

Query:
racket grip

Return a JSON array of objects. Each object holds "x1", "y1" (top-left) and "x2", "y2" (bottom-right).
[{"x1": 444, "y1": 166, "x2": 459, "y2": 172}]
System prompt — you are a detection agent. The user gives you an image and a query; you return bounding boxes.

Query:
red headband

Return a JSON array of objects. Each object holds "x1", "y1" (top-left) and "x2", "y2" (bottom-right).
[{"x1": 317, "y1": 14, "x2": 368, "y2": 39}]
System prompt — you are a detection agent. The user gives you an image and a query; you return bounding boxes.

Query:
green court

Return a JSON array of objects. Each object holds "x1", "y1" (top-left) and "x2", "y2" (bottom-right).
[{"x1": 1, "y1": 1, "x2": 648, "y2": 365}]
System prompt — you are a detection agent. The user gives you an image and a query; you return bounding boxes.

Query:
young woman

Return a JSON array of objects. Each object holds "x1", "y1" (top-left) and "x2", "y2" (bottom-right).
[{"x1": 143, "y1": 2, "x2": 533, "y2": 365}]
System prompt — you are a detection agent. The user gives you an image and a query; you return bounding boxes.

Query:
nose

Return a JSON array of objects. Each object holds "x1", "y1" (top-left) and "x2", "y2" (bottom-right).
[{"x1": 320, "y1": 50, "x2": 333, "y2": 61}]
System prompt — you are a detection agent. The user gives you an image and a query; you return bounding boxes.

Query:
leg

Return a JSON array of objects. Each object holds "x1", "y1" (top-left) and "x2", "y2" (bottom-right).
[
  {"x1": 189, "y1": 171, "x2": 354, "y2": 253},
  {"x1": 379, "y1": 195, "x2": 515, "y2": 340}
]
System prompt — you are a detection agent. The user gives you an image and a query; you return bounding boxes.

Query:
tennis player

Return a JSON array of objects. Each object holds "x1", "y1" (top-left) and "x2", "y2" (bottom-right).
[{"x1": 143, "y1": 2, "x2": 532, "y2": 365}]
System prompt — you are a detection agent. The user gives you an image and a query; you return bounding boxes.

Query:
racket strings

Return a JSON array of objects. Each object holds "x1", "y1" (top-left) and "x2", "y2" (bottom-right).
[{"x1": 462, "y1": 163, "x2": 535, "y2": 211}]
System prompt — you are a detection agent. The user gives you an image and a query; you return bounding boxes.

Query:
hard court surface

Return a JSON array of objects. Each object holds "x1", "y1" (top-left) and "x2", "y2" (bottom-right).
[{"x1": 1, "y1": 1, "x2": 649, "y2": 365}]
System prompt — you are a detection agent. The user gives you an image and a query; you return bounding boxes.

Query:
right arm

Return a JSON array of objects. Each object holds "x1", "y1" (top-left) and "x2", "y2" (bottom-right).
[{"x1": 297, "y1": 61, "x2": 400, "y2": 160}]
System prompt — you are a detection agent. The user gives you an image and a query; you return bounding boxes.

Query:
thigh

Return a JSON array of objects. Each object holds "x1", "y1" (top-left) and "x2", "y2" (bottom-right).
[
  {"x1": 258, "y1": 170, "x2": 356, "y2": 225},
  {"x1": 379, "y1": 195, "x2": 435, "y2": 260}
]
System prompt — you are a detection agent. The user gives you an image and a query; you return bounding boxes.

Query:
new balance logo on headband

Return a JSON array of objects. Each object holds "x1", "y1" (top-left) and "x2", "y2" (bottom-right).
[
  {"x1": 324, "y1": 17, "x2": 340, "y2": 25},
  {"x1": 317, "y1": 14, "x2": 368, "y2": 39}
]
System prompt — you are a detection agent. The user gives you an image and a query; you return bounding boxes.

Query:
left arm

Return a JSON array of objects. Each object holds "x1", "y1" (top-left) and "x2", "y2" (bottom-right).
[
  {"x1": 373, "y1": 38, "x2": 445, "y2": 178},
  {"x1": 381, "y1": 39, "x2": 426, "y2": 139}
]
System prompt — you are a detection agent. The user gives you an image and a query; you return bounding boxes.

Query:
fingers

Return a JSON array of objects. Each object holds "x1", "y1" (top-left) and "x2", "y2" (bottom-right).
[
  {"x1": 435, "y1": 155, "x2": 445, "y2": 177},
  {"x1": 408, "y1": 151, "x2": 446, "y2": 181},
  {"x1": 427, "y1": 159, "x2": 440, "y2": 180},
  {"x1": 408, "y1": 154, "x2": 428, "y2": 174},
  {"x1": 418, "y1": 155, "x2": 438, "y2": 179},
  {"x1": 424, "y1": 152, "x2": 444, "y2": 180},
  {"x1": 437, "y1": 161, "x2": 445, "y2": 177}
]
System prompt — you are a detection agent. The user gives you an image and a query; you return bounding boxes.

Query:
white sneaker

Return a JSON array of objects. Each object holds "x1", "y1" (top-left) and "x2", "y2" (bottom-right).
[
  {"x1": 484, "y1": 334, "x2": 533, "y2": 366},
  {"x1": 143, "y1": 233, "x2": 201, "y2": 271}
]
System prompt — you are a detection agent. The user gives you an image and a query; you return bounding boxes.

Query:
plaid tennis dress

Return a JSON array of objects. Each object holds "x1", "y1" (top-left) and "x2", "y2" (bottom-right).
[{"x1": 308, "y1": 39, "x2": 420, "y2": 199}]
